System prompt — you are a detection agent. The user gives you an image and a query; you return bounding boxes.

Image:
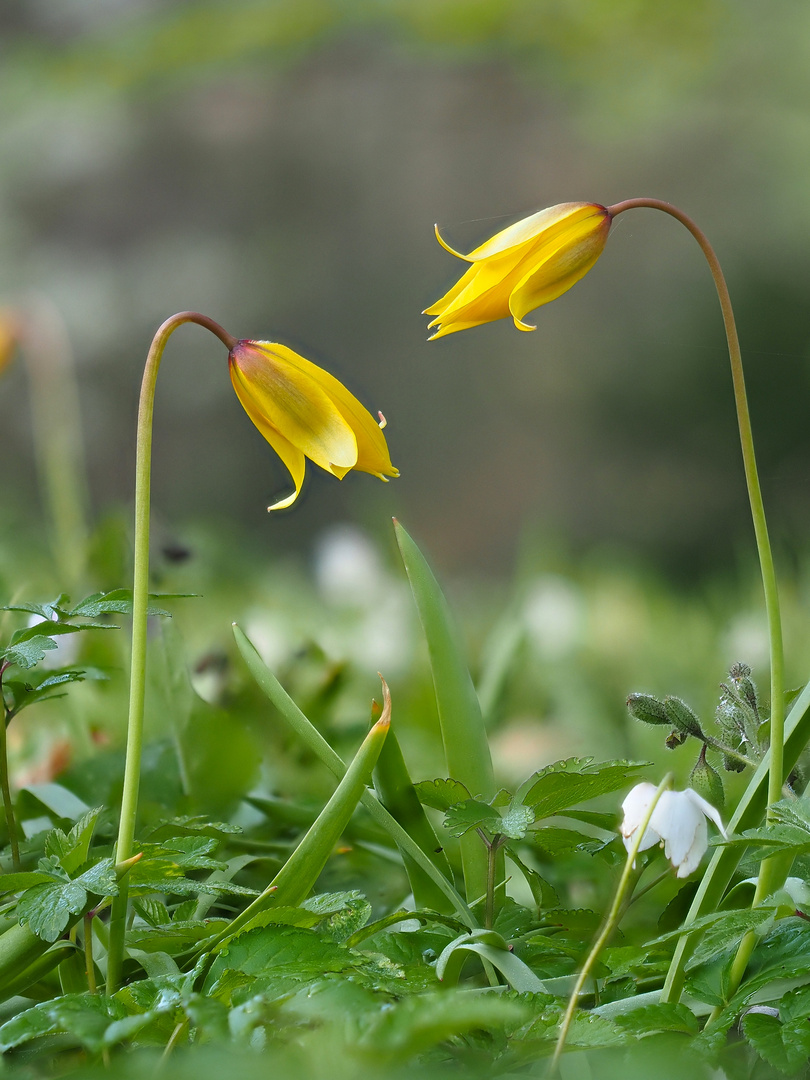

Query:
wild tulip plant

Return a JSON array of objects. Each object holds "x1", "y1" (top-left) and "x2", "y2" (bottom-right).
[{"x1": 0, "y1": 198, "x2": 808, "y2": 1080}]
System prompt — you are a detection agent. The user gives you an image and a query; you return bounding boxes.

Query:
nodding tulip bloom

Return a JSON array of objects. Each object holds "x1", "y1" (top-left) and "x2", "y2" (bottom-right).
[
  {"x1": 620, "y1": 783, "x2": 727, "y2": 879},
  {"x1": 425, "y1": 202, "x2": 612, "y2": 339},
  {"x1": 228, "y1": 340, "x2": 398, "y2": 510}
]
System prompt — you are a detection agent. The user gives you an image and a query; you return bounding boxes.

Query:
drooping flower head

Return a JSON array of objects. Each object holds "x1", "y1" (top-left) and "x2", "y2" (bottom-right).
[
  {"x1": 425, "y1": 202, "x2": 612, "y2": 339},
  {"x1": 228, "y1": 340, "x2": 398, "y2": 510},
  {"x1": 620, "y1": 782, "x2": 726, "y2": 879}
]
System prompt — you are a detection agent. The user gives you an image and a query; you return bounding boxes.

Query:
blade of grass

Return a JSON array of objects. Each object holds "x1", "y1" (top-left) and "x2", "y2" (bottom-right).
[{"x1": 393, "y1": 519, "x2": 497, "y2": 907}]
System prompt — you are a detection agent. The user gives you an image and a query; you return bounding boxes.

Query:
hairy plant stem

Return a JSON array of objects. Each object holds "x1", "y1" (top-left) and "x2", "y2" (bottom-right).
[
  {"x1": 0, "y1": 662, "x2": 20, "y2": 870},
  {"x1": 478, "y1": 830, "x2": 503, "y2": 930},
  {"x1": 550, "y1": 774, "x2": 672, "y2": 1072},
  {"x1": 106, "y1": 313, "x2": 236, "y2": 995},
  {"x1": 609, "y1": 199, "x2": 786, "y2": 997}
]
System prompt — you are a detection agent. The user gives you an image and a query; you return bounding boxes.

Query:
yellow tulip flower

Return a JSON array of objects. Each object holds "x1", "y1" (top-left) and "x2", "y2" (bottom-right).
[
  {"x1": 425, "y1": 201, "x2": 612, "y2": 339},
  {"x1": 229, "y1": 339, "x2": 398, "y2": 510}
]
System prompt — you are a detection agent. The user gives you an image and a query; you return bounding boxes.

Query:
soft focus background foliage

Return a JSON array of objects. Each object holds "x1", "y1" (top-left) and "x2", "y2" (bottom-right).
[
  {"x1": 2, "y1": 0, "x2": 810, "y2": 811},
  {"x1": 1, "y1": 6, "x2": 810, "y2": 1077},
  {"x1": 2, "y1": 0, "x2": 810, "y2": 575}
]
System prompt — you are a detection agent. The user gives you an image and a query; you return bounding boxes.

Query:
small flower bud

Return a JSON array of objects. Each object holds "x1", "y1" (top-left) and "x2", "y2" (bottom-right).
[
  {"x1": 722, "y1": 753, "x2": 746, "y2": 773},
  {"x1": 664, "y1": 696, "x2": 704, "y2": 739},
  {"x1": 666, "y1": 730, "x2": 688, "y2": 750},
  {"x1": 690, "y1": 755, "x2": 725, "y2": 810},
  {"x1": 626, "y1": 692, "x2": 670, "y2": 726},
  {"x1": 728, "y1": 662, "x2": 759, "y2": 713}
]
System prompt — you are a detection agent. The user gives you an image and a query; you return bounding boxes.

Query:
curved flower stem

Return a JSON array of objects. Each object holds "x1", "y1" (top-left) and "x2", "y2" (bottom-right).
[
  {"x1": 549, "y1": 774, "x2": 672, "y2": 1073},
  {"x1": 0, "y1": 662, "x2": 20, "y2": 870},
  {"x1": 106, "y1": 312, "x2": 236, "y2": 995},
  {"x1": 609, "y1": 200, "x2": 786, "y2": 991}
]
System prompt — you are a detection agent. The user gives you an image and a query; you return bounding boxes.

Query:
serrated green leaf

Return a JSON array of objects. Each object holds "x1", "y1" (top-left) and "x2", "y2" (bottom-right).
[
  {"x1": 531, "y1": 826, "x2": 605, "y2": 857},
  {"x1": 203, "y1": 925, "x2": 352, "y2": 993},
  {"x1": 44, "y1": 807, "x2": 102, "y2": 874},
  {"x1": 611, "y1": 1001, "x2": 699, "y2": 1035},
  {"x1": 1, "y1": 600, "x2": 64, "y2": 620},
  {"x1": 324, "y1": 896, "x2": 372, "y2": 943},
  {"x1": 0, "y1": 993, "x2": 129, "y2": 1052},
  {"x1": 414, "y1": 777, "x2": 471, "y2": 812},
  {"x1": 0, "y1": 871, "x2": 55, "y2": 893},
  {"x1": 133, "y1": 898, "x2": 171, "y2": 927},
  {"x1": 9, "y1": 622, "x2": 82, "y2": 646},
  {"x1": 364, "y1": 990, "x2": 529, "y2": 1055},
  {"x1": 3, "y1": 634, "x2": 61, "y2": 669},
  {"x1": 777, "y1": 984, "x2": 810, "y2": 1023},
  {"x1": 17, "y1": 880, "x2": 87, "y2": 941},
  {"x1": 63, "y1": 589, "x2": 189, "y2": 618},
  {"x1": 443, "y1": 799, "x2": 501, "y2": 838},
  {"x1": 126, "y1": 919, "x2": 228, "y2": 954},
  {"x1": 74, "y1": 858, "x2": 118, "y2": 896},
  {"x1": 742, "y1": 1010, "x2": 810, "y2": 1074},
  {"x1": 518, "y1": 758, "x2": 649, "y2": 821}
]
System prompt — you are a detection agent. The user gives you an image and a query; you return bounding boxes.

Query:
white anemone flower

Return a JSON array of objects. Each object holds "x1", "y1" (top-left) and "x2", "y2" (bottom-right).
[{"x1": 620, "y1": 782, "x2": 727, "y2": 878}]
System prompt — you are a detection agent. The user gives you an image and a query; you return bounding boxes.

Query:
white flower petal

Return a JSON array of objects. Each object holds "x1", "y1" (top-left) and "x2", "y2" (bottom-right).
[
  {"x1": 683, "y1": 787, "x2": 728, "y2": 839},
  {"x1": 675, "y1": 815, "x2": 708, "y2": 878}
]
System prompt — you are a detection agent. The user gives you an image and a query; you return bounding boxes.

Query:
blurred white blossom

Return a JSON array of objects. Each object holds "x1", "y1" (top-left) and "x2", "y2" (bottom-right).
[{"x1": 523, "y1": 575, "x2": 584, "y2": 660}]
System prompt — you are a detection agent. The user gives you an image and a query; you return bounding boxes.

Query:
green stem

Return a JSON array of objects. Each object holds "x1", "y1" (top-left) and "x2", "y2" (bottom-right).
[
  {"x1": 106, "y1": 312, "x2": 236, "y2": 995},
  {"x1": 0, "y1": 664, "x2": 20, "y2": 870},
  {"x1": 701, "y1": 735, "x2": 758, "y2": 770},
  {"x1": 609, "y1": 200, "x2": 786, "y2": 990},
  {"x1": 84, "y1": 913, "x2": 96, "y2": 994},
  {"x1": 481, "y1": 831, "x2": 502, "y2": 931},
  {"x1": 549, "y1": 774, "x2": 672, "y2": 1072}
]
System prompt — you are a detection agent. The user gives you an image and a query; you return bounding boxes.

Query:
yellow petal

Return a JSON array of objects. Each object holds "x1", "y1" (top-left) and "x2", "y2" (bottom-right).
[
  {"x1": 229, "y1": 372, "x2": 307, "y2": 509},
  {"x1": 251, "y1": 343, "x2": 399, "y2": 480},
  {"x1": 508, "y1": 214, "x2": 611, "y2": 325},
  {"x1": 467, "y1": 202, "x2": 608, "y2": 261},
  {"x1": 229, "y1": 343, "x2": 357, "y2": 474}
]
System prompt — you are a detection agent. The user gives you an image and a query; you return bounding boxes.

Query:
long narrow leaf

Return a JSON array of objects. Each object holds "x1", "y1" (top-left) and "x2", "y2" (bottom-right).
[
  {"x1": 207, "y1": 694, "x2": 390, "y2": 950},
  {"x1": 394, "y1": 520, "x2": 496, "y2": 906},
  {"x1": 232, "y1": 625, "x2": 474, "y2": 926},
  {"x1": 373, "y1": 724, "x2": 455, "y2": 912}
]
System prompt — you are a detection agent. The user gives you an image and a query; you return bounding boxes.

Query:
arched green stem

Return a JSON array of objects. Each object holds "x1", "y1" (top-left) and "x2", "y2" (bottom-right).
[
  {"x1": 549, "y1": 774, "x2": 672, "y2": 1072},
  {"x1": 106, "y1": 312, "x2": 236, "y2": 994},
  {"x1": 609, "y1": 199, "x2": 785, "y2": 997},
  {"x1": 0, "y1": 661, "x2": 20, "y2": 870}
]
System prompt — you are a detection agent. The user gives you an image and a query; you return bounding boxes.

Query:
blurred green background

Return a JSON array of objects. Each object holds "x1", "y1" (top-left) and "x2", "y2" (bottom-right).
[
  {"x1": 3, "y1": 0, "x2": 810, "y2": 794},
  {"x1": 2, "y1": 0, "x2": 810, "y2": 577}
]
